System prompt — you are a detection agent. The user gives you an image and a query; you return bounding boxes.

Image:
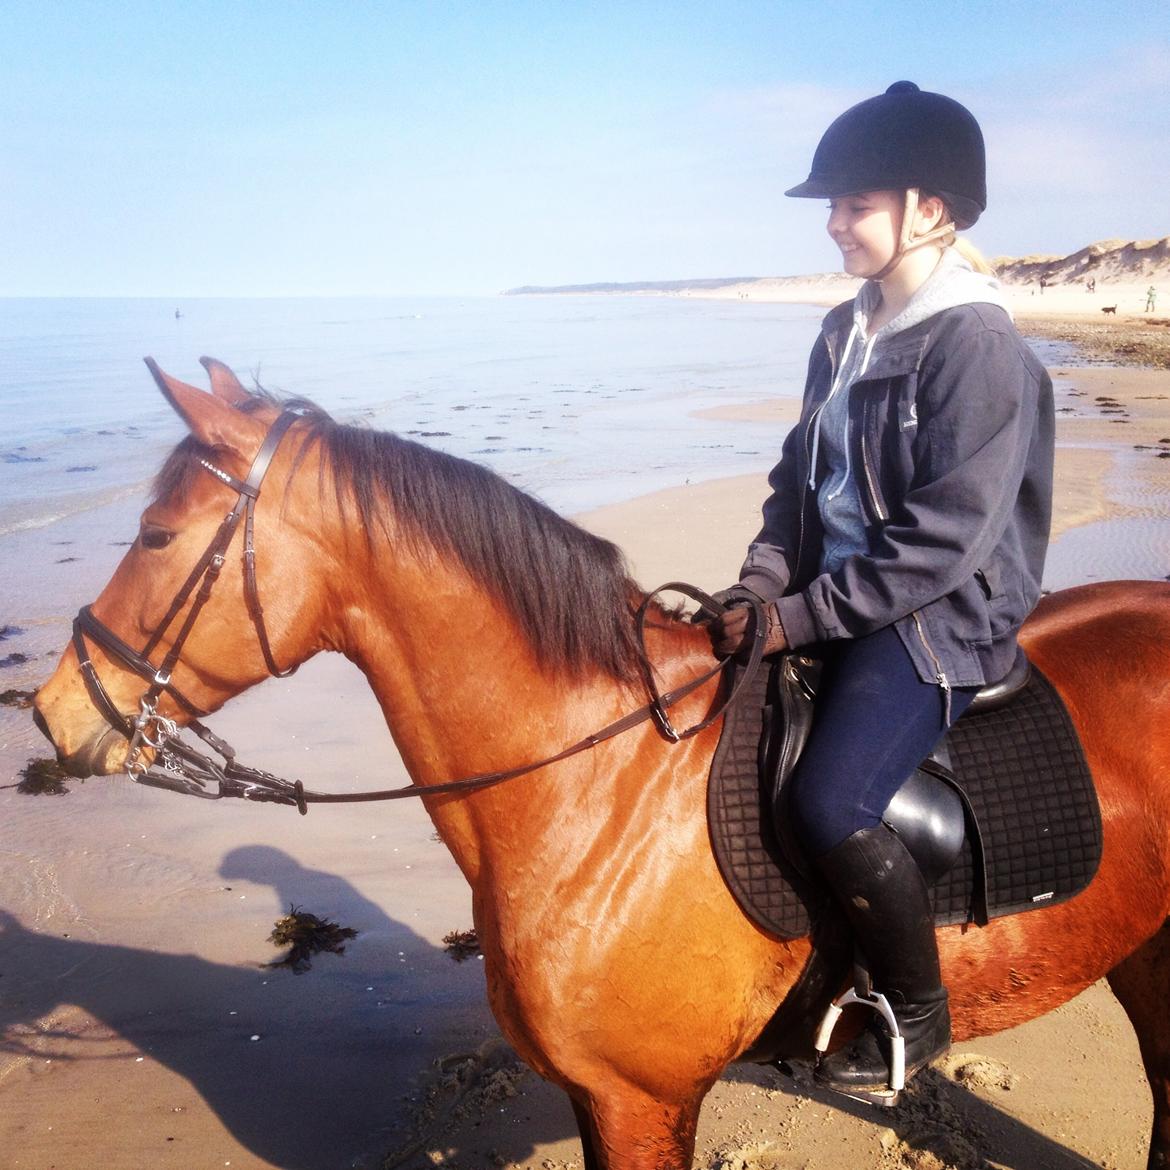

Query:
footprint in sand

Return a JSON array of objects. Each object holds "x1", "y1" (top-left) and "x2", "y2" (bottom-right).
[
  {"x1": 937, "y1": 1052, "x2": 1018, "y2": 1091},
  {"x1": 707, "y1": 1142, "x2": 788, "y2": 1170}
]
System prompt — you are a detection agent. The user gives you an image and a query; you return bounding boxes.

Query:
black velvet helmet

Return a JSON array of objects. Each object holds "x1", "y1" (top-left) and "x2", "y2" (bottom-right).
[{"x1": 785, "y1": 81, "x2": 987, "y2": 229}]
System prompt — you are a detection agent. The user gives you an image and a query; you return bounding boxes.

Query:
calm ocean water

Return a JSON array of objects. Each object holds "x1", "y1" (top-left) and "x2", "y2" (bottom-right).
[{"x1": 0, "y1": 295, "x2": 819, "y2": 536}]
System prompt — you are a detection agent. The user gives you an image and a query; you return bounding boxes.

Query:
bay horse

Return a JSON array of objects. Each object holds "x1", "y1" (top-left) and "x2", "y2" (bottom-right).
[{"x1": 33, "y1": 359, "x2": 1170, "y2": 1169}]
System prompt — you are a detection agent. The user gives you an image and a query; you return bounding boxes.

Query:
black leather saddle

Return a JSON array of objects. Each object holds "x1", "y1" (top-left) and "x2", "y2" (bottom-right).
[
  {"x1": 707, "y1": 647, "x2": 1101, "y2": 941},
  {"x1": 766, "y1": 648, "x2": 1031, "y2": 890}
]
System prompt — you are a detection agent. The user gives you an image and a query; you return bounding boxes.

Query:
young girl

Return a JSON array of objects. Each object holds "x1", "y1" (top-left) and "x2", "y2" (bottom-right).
[{"x1": 711, "y1": 81, "x2": 1054, "y2": 1093}]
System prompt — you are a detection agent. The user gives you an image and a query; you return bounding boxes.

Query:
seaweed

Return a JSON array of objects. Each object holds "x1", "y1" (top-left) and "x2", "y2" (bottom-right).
[
  {"x1": 442, "y1": 928, "x2": 481, "y2": 962},
  {"x1": 265, "y1": 905, "x2": 358, "y2": 973},
  {"x1": 0, "y1": 689, "x2": 36, "y2": 709},
  {"x1": 15, "y1": 757, "x2": 72, "y2": 796}
]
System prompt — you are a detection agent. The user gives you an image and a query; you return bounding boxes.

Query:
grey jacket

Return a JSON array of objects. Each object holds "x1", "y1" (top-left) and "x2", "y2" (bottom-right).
[{"x1": 740, "y1": 293, "x2": 1054, "y2": 699}]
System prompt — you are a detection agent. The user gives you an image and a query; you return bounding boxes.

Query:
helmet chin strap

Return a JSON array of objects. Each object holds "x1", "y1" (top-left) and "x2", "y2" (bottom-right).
[{"x1": 872, "y1": 188, "x2": 956, "y2": 282}]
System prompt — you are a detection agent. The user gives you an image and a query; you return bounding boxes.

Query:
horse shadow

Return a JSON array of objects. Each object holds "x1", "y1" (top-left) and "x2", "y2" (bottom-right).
[{"x1": 0, "y1": 847, "x2": 578, "y2": 1169}]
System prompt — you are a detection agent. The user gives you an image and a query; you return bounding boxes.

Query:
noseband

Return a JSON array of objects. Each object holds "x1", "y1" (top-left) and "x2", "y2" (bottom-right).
[{"x1": 69, "y1": 411, "x2": 766, "y2": 813}]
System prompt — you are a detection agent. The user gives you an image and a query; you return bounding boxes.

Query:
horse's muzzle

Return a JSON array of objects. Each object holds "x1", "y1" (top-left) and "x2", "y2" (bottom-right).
[{"x1": 32, "y1": 701, "x2": 127, "y2": 778}]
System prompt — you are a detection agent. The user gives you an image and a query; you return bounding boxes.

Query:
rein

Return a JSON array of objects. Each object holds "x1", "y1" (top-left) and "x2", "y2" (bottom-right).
[{"x1": 70, "y1": 409, "x2": 768, "y2": 815}]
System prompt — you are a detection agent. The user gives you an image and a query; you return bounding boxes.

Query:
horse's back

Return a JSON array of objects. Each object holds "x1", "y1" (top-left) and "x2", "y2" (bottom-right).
[
  {"x1": 1020, "y1": 579, "x2": 1170, "y2": 913},
  {"x1": 1024, "y1": 579, "x2": 1170, "y2": 652}
]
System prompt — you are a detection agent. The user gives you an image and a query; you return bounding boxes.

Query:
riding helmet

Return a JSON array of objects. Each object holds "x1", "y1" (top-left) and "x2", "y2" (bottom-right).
[{"x1": 785, "y1": 81, "x2": 987, "y2": 229}]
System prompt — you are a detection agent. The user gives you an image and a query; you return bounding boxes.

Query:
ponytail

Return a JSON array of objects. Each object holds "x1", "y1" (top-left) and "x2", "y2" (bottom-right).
[{"x1": 951, "y1": 235, "x2": 993, "y2": 275}]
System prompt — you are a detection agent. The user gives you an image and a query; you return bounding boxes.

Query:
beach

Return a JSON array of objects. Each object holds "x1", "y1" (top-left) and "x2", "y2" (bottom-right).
[{"x1": 2, "y1": 288, "x2": 1169, "y2": 1170}]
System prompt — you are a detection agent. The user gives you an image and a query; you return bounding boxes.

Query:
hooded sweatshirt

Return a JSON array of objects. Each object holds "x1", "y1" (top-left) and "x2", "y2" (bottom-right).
[
  {"x1": 739, "y1": 246, "x2": 1053, "y2": 692},
  {"x1": 814, "y1": 248, "x2": 1010, "y2": 575}
]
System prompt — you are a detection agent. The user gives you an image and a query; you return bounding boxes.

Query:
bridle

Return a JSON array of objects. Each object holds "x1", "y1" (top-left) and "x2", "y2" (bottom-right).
[{"x1": 70, "y1": 409, "x2": 767, "y2": 814}]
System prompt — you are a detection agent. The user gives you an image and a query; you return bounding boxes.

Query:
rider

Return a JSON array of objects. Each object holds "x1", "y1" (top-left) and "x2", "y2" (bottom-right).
[{"x1": 711, "y1": 82, "x2": 1054, "y2": 1092}]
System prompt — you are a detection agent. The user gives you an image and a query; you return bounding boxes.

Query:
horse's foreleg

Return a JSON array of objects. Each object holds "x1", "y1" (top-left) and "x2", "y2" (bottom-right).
[
  {"x1": 1107, "y1": 917, "x2": 1170, "y2": 1169},
  {"x1": 572, "y1": 1083, "x2": 702, "y2": 1170},
  {"x1": 570, "y1": 1096, "x2": 602, "y2": 1170}
]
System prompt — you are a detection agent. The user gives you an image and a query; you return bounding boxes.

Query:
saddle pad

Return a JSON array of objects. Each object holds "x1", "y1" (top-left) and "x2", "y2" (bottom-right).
[{"x1": 707, "y1": 660, "x2": 1102, "y2": 939}]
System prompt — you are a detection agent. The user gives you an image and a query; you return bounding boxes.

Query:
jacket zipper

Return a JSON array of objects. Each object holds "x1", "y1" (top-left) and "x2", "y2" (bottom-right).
[
  {"x1": 857, "y1": 395, "x2": 889, "y2": 524},
  {"x1": 794, "y1": 333, "x2": 838, "y2": 579},
  {"x1": 910, "y1": 610, "x2": 952, "y2": 725}
]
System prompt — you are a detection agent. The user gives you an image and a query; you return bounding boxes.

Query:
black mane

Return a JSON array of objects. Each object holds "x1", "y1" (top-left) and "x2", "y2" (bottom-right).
[{"x1": 155, "y1": 392, "x2": 645, "y2": 683}]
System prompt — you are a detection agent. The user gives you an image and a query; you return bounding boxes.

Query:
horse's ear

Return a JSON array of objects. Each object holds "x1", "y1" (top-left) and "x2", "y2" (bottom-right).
[
  {"x1": 144, "y1": 357, "x2": 262, "y2": 454},
  {"x1": 198, "y1": 356, "x2": 251, "y2": 407}
]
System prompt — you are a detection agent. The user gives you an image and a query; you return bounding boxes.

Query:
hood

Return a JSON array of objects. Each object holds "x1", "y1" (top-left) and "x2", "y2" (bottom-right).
[{"x1": 854, "y1": 246, "x2": 1011, "y2": 340}]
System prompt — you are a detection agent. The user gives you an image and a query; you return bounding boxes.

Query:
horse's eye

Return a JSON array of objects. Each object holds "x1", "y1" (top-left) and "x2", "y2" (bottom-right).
[{"x1": 140, "y1": 525, "x2": 175, "y2": 551}]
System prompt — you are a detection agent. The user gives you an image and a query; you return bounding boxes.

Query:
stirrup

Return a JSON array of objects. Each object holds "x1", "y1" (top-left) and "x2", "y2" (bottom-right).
[{"x1": 813, "y1": 986, "x2": 905, "y2": 1104}]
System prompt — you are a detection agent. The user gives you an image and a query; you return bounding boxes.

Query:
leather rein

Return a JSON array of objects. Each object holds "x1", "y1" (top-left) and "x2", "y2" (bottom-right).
[{"x1": 71, "y1": 409, "x2": 767, "y2": 815}]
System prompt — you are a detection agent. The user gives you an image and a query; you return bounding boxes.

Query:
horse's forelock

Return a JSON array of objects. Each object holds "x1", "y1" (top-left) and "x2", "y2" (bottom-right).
[{"x1": 150, "y1": 389, "x2": 328, "y2": 506}]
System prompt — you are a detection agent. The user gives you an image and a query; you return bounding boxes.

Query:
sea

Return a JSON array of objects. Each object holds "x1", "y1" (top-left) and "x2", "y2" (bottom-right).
[
  {"x1": 0, "y1": 294, "x2": 824, "y2": 538},
  {"x1": 3, "y1": 295, "x2": 1167, "y2": 1170}
]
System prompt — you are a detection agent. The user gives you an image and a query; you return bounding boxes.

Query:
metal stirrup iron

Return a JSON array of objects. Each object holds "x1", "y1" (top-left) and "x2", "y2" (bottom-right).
[{"x1": 813, "y1": 986, "x2": 906, "y2": 1097}]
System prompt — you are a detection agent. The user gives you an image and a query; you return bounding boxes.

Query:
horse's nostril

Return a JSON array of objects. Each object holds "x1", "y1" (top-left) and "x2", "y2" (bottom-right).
[{"x1": 32, "y1": 706, "x2": 53, "y2": 744}]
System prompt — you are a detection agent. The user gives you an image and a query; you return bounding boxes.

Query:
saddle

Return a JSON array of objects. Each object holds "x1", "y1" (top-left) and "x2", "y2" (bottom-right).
[{"x1": 707, "y1": 649, "x2": 1102, "y2": 941}]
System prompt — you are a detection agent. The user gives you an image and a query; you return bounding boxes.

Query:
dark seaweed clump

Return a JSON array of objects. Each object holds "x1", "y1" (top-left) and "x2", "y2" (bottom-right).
[
  {"x1": 0, "y1": 689, "x2": 36, "y2": 709},
  {"x1": 442, "y1": 928, "x2": 481, "y2": 962},
  {"x1": 265, "y1": 906, "x2": 358, "y2": 973},
  {"x1": 16, "y1": 758, "x2": 73, "y2": 796}
]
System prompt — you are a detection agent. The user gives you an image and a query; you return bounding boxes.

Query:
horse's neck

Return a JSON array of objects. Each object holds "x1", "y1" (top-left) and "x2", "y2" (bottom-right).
[
  {"x1": 331, "y1": 555, "x2": 628, "y2": 868},
  {"x1": 328, "y1": 552, "x2": 714, "y2": 888}
]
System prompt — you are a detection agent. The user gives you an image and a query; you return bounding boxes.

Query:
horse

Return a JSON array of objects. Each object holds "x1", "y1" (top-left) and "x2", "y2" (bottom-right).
[{"x1": 33, "y1": 358, "x2": 1170, "y2": 1170}]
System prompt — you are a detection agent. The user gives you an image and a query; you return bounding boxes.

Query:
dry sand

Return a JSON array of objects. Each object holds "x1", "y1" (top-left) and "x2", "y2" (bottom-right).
[{"x1": 2, "y1": 340, "x2": 1169, "y2": 1169}]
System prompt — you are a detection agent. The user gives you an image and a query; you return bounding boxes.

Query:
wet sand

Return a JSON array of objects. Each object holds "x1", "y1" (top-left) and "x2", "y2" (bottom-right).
[{"x1": 2, "y1": 351, "x2": 1168, "y2": 1168}]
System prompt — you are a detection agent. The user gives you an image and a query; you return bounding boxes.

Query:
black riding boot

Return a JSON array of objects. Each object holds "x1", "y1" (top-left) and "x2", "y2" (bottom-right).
[{"x1": 814, "y1": 824, "x2": 951, "y2": 1092}]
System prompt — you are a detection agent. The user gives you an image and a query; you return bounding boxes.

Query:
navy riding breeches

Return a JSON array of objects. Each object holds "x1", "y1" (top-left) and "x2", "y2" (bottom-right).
[{"x1": 781, "y1": 624, "x2": 978, "y2": 858}]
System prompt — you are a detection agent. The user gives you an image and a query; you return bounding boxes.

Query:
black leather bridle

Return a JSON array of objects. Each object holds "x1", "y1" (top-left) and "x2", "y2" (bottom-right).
[
  {"x1": 72, "y1": 407, "x2": 304, "y2": 779},
  {"x1": 69, "y1": 408, "x2": 766, "y2": 814}
]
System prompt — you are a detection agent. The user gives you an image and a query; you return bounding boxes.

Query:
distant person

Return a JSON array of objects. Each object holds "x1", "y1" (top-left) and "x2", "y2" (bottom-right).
[
  {"x1": 1039, "y1": 276, "x2": 1047, "y2": 294},
  {"x1": 1086, "y1": 279, "x2": 1095, "y2": 293},
  {"x1": 1147, "y1": 286, "x2": 1157, "y2": 312},
  {"x1": 708, "y1": 81, "x2": 1053, "y2": 1096}
]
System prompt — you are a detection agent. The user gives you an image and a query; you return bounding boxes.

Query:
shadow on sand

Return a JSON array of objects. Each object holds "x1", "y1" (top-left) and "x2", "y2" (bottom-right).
[{"x1": 0, "y1": 846, "x2": 579, "y2": 1169}]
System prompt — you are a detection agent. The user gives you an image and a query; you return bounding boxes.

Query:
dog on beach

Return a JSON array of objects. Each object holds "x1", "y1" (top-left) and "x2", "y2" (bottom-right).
[{"x1": 1101, "y1": 305, "x2": 1117, "y2": 315}]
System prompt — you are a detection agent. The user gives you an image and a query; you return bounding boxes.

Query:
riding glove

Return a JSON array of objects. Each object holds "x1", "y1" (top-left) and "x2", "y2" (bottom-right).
[{"x1": 708, "y1": 590, "x2": 789, "y2": 658}]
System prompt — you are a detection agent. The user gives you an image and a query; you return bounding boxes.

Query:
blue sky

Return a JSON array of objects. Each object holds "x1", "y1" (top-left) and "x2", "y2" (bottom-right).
[{"x1": 3, "y1": 1, "x2": 1166, "y2": 296}]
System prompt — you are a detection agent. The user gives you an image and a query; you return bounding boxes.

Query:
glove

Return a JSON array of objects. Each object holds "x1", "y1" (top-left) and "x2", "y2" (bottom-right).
[{"x1": 708, "y1": 593, "x2": 788, "y2": 659}]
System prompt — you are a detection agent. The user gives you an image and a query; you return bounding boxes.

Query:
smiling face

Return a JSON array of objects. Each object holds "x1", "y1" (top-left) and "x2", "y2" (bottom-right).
[{"x1": 825, "y1": 189, "x2": 904, "y2": 278}]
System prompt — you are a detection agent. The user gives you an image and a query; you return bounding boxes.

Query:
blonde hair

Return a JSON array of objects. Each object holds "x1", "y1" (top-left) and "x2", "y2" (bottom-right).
[
  {"x1": 920, "y1": 188, "x2": 993, "y2": 273},
  {"x1": 951, "y1": 235, "x2": 993, "y2": 274}
]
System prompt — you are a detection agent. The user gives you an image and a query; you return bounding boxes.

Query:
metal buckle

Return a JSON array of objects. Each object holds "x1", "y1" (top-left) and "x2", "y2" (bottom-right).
[
  {"x1": 126, "y1": 699, "x2": 179, "y2": 778},
  {"x1": 649, "y1": 701, "x2": 681, "y2": 743}
]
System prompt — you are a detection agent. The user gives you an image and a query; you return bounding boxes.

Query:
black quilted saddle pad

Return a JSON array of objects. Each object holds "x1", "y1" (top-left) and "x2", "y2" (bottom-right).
[{"x1": 707, "y1": 658, "x2": 1103, "y2": 940}]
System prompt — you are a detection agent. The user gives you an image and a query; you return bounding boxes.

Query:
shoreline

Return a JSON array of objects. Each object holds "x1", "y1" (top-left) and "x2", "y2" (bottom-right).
[{"x1": 528, "y1": 272, "x2": 1170, "y2": 370}]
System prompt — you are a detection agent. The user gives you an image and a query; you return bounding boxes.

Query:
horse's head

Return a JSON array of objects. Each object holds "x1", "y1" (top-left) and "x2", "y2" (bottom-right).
[{"x1": 34, "y1": 358, "x2": 331, "y2": 777}]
